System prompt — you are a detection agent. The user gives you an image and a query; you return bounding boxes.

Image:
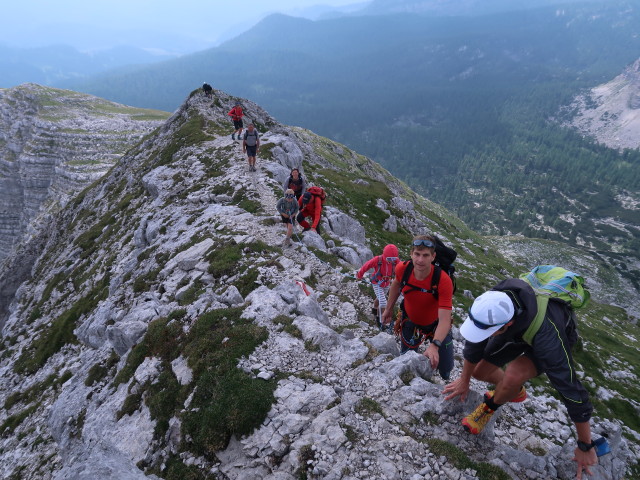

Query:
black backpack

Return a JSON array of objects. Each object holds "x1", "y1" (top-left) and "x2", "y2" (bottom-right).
[{"x1": 399, "y1": 236, "x2": 457, "y2": 299}]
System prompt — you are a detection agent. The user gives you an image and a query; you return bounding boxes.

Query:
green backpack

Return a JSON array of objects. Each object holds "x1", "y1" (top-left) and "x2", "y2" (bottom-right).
[{"x1": 519, "y1": 265, "x2": 590, "y2": 345}]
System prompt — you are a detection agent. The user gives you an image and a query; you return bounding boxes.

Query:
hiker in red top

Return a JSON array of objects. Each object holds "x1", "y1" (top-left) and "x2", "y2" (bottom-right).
[
  {"x1": 357, "y1": 244, "x2": 399, "y2": 330},
  {"x1": 382, "y1": 235, "x2": 454, "y2": 380},
  {"x1": 228, "y1": 103, "x2": 244, "y2": 140},
  {"x1": 296, "y1": 188, "x2": 323, "y2": 233}
]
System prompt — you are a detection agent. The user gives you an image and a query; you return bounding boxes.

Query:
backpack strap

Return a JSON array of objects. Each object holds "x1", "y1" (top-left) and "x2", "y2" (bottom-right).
[
  {"x1": 523, "y1": 296, "x2": 549, "y2": 345},
  {"x1": 370, "y1": 256, "x2": 383, "y2": 283},
  {"x1": 400, "y1": 261, "x2": 441, "y2": 299}
]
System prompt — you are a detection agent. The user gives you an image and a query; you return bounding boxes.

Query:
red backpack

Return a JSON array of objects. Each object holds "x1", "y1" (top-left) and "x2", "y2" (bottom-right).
[{"x1": 306, "y1": 186, "x2": 326, "y2": 204}]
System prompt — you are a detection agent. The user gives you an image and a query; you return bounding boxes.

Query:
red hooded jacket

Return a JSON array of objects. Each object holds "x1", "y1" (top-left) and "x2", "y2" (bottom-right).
[{"x1": 357, "y1": 244, "x2": 399, "y2": 288}]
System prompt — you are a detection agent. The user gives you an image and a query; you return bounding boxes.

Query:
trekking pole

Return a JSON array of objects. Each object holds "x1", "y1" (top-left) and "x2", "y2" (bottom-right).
[{"x1": 291, "y1": 216, "x2": 304, "y2": 245}]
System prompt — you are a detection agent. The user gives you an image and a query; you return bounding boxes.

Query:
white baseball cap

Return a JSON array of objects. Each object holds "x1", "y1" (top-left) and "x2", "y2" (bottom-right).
[{"x1": 460, "y1": 291, "x2": 514, "y2": 343}]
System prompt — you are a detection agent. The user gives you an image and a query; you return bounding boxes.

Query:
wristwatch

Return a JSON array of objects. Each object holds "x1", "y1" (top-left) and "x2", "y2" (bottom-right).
[
  {"x1": 577, "y1": 440, "x2": 595, "y2": 452},
  {"x1": 432, "y1": 339, "x2": 442, "y2": 349}
]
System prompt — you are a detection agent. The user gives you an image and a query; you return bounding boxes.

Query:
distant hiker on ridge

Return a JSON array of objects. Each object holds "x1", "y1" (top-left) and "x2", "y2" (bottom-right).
[
  {"x1": 443, "y1": 271, "x2": 597, "y2": 480},
  {"x1": 202, "y1": 82, "x2": 212, "y2": 97},
  {"x1": 282, "y1": 168, "x2": 307, "y2": 200},
  {"x1": 242, "y1": 123, "x2": 260, "y2": 172},
  {"x1": 381, "y1": 235, "x2": 454, "y2": 381},
  {"x1": 296, "y1": 186, "x2": 325, "y2": 233},
  {"x1": 228, "y1": 102, "x2": 244, "y2": 140},
  {"x1": 357, "y1": 244, "x2": 399, "y2": 330},
  {"x1": 276, "y1": 189, "x2": 300, "y2": 247}
]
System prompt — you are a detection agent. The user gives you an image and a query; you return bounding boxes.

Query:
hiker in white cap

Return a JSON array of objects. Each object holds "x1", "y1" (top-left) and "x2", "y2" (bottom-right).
[{"x1": 443, "y1": 278, "x2": 597, "y2": 480}]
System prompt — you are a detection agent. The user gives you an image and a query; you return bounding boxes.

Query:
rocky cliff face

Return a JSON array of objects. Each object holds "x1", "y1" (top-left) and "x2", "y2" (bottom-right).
[
  {"x1": 565, "y1": 58, "x2": 640, "y2": 151},
  {"x1": 0, "y1": 88, "x2": 638, "y2": 480},
  {"x1": 0, "y1": 83, "x2": 169, "y2": 262}
]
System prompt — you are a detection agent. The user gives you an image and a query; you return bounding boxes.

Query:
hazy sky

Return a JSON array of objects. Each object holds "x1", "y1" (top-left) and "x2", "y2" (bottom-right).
[{"x1": 3, "y1": 0, "x2": 364, "y2": 53}]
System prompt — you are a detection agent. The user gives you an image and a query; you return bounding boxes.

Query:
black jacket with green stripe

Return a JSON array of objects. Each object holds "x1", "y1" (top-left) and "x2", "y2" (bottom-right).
[{"x1": 463, "y1": 278, "x2": 593, "y2": 423}]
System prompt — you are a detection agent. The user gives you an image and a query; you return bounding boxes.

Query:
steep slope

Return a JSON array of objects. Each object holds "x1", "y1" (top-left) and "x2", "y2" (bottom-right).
[
  {"x1": 0, "y1": 89, "x2": 638, "y2": 479},
  {"x1": 564, "y1": 57, "x2": 640, "y2": 151},
  {"x1": 0, "y1": 83, "x2": 169, "y2": 262}
]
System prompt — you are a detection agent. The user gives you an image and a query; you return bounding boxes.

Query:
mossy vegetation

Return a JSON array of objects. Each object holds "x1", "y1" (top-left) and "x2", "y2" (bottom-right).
[
  {"x1": 113, "y1": 307, "x2": 275, "y2": 463},
  {"x1": 0, "y1": 404, "x2": 39, "y2": 436},
  {"x1": 425, "y1": 438, "x2": 511, "y2": 480},
  {"x1": 207, "y1": 242, "x2": 243, "y2": 277},
  {"x1": 306, "y1": 167, "x2": 413, "y2": 253},
  {"x1": 157, "y1": 114, "x2": 213, "y2": 167},
  {"x1": 4, "y1": 371, "x2": 72, "y2": 410},
  {"x1": 85, "y1": 352, "x2": 120, "y2": 387},
  {"x1": 235, "y1": 268, "x2": 259, "y2": 298},
  {"x1": 15, "y1": 274, "x2": 109, "y2": 374},
  {"x1": 354, "y1": 397, "x2": 384, "y2": 417}
]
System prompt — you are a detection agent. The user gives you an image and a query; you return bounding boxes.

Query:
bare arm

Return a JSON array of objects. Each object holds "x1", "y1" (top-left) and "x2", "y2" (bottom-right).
[
  {"x1": 424, "y1": 308, "x2": 452, "y2": 368},
  {"x1": 443, "y1": 358, "x2": 476, "y2": 401}
]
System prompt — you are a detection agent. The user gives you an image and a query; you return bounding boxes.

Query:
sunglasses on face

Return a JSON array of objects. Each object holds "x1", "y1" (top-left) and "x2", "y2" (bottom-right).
[
  {"x1": 285, "y1": 194, "x2": 295, "y2": 198},
  {"x1": 386, "y1": 257, "x2": 398, "y2": 263},
  {"x1": 412, "y1": 239, "x2": 435, "y2": 248}
]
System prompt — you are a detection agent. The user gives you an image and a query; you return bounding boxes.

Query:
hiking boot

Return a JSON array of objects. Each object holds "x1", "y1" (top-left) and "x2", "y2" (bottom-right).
[
  {"x1": 371, "y1": 307, "x2": 379, "y2": 316},
  {"x1": 484, "y1": 386, "x2": 527, "y2": 403},
  {"x1": 231, "y1": 133, "x2": 235, "y2": 140},
  {"x1": 462, "y1": 402, "x2": 495, "y2": 435},
  {"x1": 282, "y1": 237, "x2": 291, "y2": 247}
]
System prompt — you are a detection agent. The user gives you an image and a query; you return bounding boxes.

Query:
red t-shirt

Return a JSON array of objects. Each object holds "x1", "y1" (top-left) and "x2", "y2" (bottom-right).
[{"x1": 396, "y1": 262, "x2": 453, "y2": 326}]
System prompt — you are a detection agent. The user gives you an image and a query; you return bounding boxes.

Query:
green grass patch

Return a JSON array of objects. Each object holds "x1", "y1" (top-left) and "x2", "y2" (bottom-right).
[
  {"x1": 155, "y1": 454, "x2": 211, "y2": 480},
  {"x1": 133, "y1": 267, "x2": 162, "y2": 293},
  {"x1": 425, "y1": 438, "x2": 511, "y2": 480},
  {"x1": 235, "y1": 268, "x2": 259, "y2": 298},
  {"x1": 181, "y1": 307, "x2": 275, "y2": 456},
  {"x1": 157, "y1": 114, "x2": 213, "y2": 167},
  {"x1": 116, "y1": 392, "x2": 143, "y2": 420},
  {"x1": 74, "y1": 213, "x2": 117, "y2": 257},
  {"x1": 354, "y1": 397, "x2": 384, "y2": 417},
  {"x1": 4, "y1": 371, "x2": 72, "y2": 410},
  {"x1": 113, "y1": 317, "x2": 183, "y2": 386},
  {"x1": 207, "y1": 242, "x2": 243, "y2": 277},
  {"x1": 178, "y1": 279, "x2": 206, "y2": 306},
  {"x1": 15, "y1": 275, "x2": 110, "y2": 375},
  {"x1": 113, "y1": 307, "x2": 275, "y2": 458},
  {"x1": 85, "y1": 352, "x2": 120, "y2": 387},
  {"x1": 0, "y1": 404, "x2": 39, "y2": 436},
  {"x1": 233, "y1": 189, "x2": 261, "y2": 214},
  {"x1": 273, "y1": 315, "x2": 302, "y2": 338}
]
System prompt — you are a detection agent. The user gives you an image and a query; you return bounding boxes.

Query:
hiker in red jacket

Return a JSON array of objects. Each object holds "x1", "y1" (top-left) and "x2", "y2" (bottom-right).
[
  {"x1": 296, "y1": 190, "x2": 322, "y2": 233},
  {"x1": 357, "y1": 244, "x2": 399, "y2": 329},
  {"x1": 228, "y1": 103, "x2": 244, "y2": 140}
]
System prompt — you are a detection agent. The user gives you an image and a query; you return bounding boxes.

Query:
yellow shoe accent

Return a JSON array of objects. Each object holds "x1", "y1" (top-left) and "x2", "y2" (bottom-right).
[{"x1": 462, "y1": 402, "x2": 495, "y2": 435}]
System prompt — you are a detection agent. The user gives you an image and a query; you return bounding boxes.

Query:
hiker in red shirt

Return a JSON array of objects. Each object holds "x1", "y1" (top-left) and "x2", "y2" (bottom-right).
[
  {"x1": 296, "y1": 189, "x2": 323, "y2": 233},
  {"x1": 228, "y1": 103, "x2": 244, "y2": 140},
  {"x1": 382, "y1": 235, "x2": 454, "y2": 380}
]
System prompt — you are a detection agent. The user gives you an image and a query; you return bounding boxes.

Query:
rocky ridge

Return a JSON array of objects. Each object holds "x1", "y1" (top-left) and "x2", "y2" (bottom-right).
[
  {"x1": 0, "y1": 83, "x2": 169, "y2": 262},
  {"x1": 565, "y1": 57, "x2": 640, "y2": 151},
  {"x1": 0, "y1": 88, "x2": 638, "y2": 480}
]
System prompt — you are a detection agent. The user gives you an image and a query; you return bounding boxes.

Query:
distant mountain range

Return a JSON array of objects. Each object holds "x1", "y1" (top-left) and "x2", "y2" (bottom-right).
[
  {"x1": 361, "y1": 0, "x2": 601, "y2": 15},
  {"x1": 0, "y1": 44, "x2": 173, "y2": 88}
]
